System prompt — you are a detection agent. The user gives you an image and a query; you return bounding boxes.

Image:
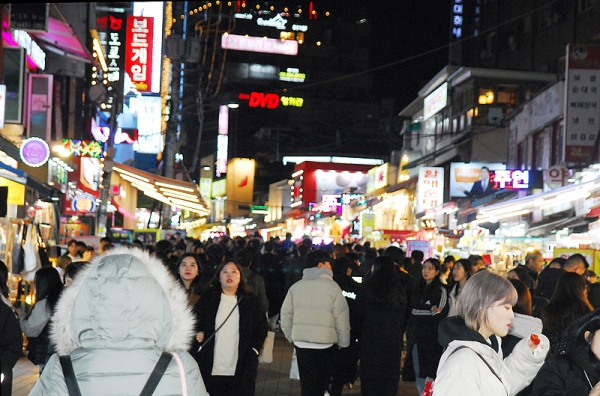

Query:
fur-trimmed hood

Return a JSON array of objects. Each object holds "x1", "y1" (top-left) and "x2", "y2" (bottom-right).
[{"x1": 50, "y1": 247, "x2": 195, "y2": 355}]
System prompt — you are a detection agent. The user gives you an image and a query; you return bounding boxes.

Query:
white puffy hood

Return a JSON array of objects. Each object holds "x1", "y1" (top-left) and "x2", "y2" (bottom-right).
[{"x1": 50, "y1": 247, "x2": 195, "y2": 355}]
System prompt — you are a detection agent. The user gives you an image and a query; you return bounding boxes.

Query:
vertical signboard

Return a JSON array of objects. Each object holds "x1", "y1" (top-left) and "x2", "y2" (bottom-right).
[
  {"x1": 27, "y1": 74, "x2": 53, "y2": 140},
  {"x1": 0, "y1": 85, "x2": 5, "y2": 128},
  {"x1": 225, "y1": 158, "x2": 255, "y2": 218},
  {"x1": 97, "y1": 11, "x2": 127, "y2": 110},
  {"x1": 416, "y1": 167, "x2": 444, "y2": 214},
  {"x1": 216, "y1": 105, "x2": 229, "y2": 177},
  {"x1": 564, "y1": 44, "x2": 600, "y2": 163},
  {"x1": 2, "y1": 48, "x2": 25, "y2": 124},
  {"x1": 126, "y1": 16, "x2": 154, "y2": 92}
]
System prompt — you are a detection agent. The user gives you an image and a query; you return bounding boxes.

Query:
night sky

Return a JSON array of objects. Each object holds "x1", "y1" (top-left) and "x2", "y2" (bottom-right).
[{"x1": 368, "y1": 0, "x2": 452, "y2": 111}]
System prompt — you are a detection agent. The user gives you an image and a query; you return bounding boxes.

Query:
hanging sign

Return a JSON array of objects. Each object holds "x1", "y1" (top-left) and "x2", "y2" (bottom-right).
[{"x1": 20, "y1": 137, "x2": 50, "y2": 167}]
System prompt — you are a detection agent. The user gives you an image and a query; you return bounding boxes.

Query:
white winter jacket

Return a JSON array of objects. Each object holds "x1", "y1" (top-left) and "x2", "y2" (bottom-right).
[
  {"x1": 434, "y1": 334, "x2": 548, "y2": 396},
  {"x1": 280, "y1": 267, "x2": 350, "y2": 347},
  {"x1": 30, "y1": 247, "x2": 209, "y2": 396}
]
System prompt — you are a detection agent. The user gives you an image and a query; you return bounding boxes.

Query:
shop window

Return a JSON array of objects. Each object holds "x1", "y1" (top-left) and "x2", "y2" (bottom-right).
[
  {"x1": 466, "y1": 108, "x2": 475, "y2": 126},
  {"x1": 497, "y1": 85, "x2": 517, "y2": 106},
  {"x1": 478, "y1": 88, "x2": 495, "y2": 104}
]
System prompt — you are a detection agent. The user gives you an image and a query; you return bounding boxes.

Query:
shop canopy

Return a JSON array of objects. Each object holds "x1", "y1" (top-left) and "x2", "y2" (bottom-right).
[
  {"x1": 112, "y1": 163, "x2": 210, "y2": 216},
  {"x1": 474, "y1": 176, "x2": 600, "y2": 224},
  {"x1": 30, "y1": 17, "x2": 94, "y2": 63}
]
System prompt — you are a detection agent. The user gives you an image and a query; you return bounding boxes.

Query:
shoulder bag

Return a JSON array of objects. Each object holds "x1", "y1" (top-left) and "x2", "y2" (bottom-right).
[{"x1": 197, "y1": 296, "x2": 241, "y2": 352}]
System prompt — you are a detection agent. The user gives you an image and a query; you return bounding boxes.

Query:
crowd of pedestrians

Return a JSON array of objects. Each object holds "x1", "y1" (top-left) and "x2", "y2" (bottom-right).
[{"x1": 1, "y1": 232, "x2": 600, "y2": 396}]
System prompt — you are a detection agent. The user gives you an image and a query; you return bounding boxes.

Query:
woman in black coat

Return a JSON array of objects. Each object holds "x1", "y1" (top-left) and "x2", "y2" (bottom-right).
[
  {"x1": 533, "y1": 308, "x2": 600, "y2": 395},
  {"x1": 403, "y1": 257, "x2": 449, "y2": 394},
  {"x1": 193, "y1": 261, "x2": 268, "y2": 396},
  {"x1": 356, "y1": 256, "x2": 407, "y2": 396}
]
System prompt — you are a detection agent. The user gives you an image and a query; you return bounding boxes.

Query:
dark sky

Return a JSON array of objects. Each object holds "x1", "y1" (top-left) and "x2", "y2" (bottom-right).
[{"x1": 368, "y1": 0, "x2": 452, "y2": 111}]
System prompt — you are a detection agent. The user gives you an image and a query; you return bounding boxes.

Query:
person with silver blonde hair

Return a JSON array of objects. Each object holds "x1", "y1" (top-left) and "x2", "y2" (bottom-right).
[{"x1": 434, "y1": 271, "x2": 549, "y2": 396}]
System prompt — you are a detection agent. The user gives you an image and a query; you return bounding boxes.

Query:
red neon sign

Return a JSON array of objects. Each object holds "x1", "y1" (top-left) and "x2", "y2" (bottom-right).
[{"x1": 248, "y1": 92, "x2": 280, "y2": 108}]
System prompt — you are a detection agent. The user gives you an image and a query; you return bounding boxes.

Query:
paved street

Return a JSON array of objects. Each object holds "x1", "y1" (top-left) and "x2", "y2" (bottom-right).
[{"x1": 13, "y1": 332, "x2": 419, "y2": 396}]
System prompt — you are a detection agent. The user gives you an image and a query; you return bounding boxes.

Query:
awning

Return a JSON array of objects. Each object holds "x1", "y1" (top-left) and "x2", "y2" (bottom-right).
[
  {"x1": 0, "y1": 161, "x2": 58, "y2": 198},
  {"x1": 282, "y1": 206, "x2": 309, "y2": 219},
  {"x1": 30, "y1": 17, "x2": 94, "y2": 63},
  {"x1": 112, "y1": 163, "x2": 210, "y2": 216},
  {"x1": 475, "y1": 176, "x2": 600, "y2": 223},
  {"x1": 0, "y1": 162, "x2": 27, "y2": 184}
]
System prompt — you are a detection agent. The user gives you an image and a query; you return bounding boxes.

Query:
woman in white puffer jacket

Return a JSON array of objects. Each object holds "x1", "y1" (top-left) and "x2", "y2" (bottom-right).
[
  {"x1": 434, "y1": 271, "x2": 548, "y2": 396},
  {"x1": 30, "y1": 247, "x2": 209, "y2": 396}
]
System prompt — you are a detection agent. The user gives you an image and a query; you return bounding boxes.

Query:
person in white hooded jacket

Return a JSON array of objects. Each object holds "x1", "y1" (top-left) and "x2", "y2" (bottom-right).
[
  {"x1": 30, "y1": 247, "x2": 209, "y2": 396},
  {"x1": 434, "y1": 271, "x2": 548, "y2": 396}
]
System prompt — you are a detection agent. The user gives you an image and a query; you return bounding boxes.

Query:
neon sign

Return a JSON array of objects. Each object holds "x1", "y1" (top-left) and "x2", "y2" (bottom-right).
[
  {"x1": 239, "y1": 92, "x2": 304, "y2": 108},
  {"x1": 126, "y1": 16, "x2": 154, "y2": 92},
  {"x1": 279, "y1": 68, "x2": 306, "y2": 83},
  {"x1": 256, "y1": 14, "x2": 288, "y2": 30},
  {"x1": 62, "y1": 139, "x2": 104, "y2": 158},
  {"x1": 452, "y1": 0, "x2": 464, "y2": 39},
  {"x1": 490, "y1": 170, "x2": 532, "y2": 189},
  {"x1": 221, "y1": 33, "x2": 298, "y2": 56}
]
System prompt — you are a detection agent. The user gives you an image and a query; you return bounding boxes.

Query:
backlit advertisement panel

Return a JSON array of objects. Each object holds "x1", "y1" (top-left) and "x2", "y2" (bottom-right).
[
  {"x1": 449, "y1": 162, "x2": 506, "y2": 198},
  {"x1": 416, "y1": 167, "x2": 444, "y2": 214},
  {"x1": 126, "y1": 16, "x2": 154, "y2": 92},
  {"x1": 226, "y1": 158, "x2": 255, "y2": 218},
  {"x1": 315, "y1": 170, "x2": 368, "y2": 203},
  {"x1": 130, "y1": 96, "x2": 162, "y2": 154}
]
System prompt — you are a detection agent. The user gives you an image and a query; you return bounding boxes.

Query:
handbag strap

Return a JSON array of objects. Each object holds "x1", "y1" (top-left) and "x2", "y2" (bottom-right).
[
  {"x1": 59, "y1": 352, "x2": 173, "y2": 396},
  {"x1": 447, "y1": 345, "x2": 508, "y2": 395},
  {"x1": 140, "y1": 352, "x2": 173, "y2": 396},
  {"x1": 59, "y1": 355, "x2": 82, "y2": 396},
  {"x1": 198, "y1": 296, "x2": 242, "y2": 351}
]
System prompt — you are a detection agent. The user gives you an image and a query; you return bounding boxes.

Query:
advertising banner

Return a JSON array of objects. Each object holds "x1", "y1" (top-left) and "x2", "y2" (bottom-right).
[{"x1": 449, "y1": 162, "x2": 506, "y2": 198}]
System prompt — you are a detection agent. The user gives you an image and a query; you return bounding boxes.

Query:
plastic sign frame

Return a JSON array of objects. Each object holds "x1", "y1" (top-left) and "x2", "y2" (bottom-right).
[{"x1": 20, "y1": 137, "x2": 50, "y2": 167}]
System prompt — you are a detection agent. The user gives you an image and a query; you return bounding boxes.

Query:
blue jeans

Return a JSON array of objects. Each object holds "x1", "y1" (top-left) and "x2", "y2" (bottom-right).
[{"x1": 412, "y1": 344, "x2": 426, "y2": 394}]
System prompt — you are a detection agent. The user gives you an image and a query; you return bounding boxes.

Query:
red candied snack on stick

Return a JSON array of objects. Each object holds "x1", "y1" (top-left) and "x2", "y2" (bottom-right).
[{"x1": 530, "y1": 334, "x2": 540, "y2": 345}]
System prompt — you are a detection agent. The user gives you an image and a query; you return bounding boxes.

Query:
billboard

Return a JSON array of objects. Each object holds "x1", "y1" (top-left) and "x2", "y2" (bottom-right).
[
  {"x1": 449, "y1": 162, "x2": 506, "y2": 198},
  {"x1": 315, "y1": 170, "x2": 368, "y2": 203}
]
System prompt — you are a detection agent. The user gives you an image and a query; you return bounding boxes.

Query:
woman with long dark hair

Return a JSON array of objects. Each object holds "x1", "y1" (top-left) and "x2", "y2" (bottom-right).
[
  {"x1": 447, "y1": 258, "x2": 473, "y2": 316},
  {"x1": 356, "y1": 255, "x2": 407, "y2": 396},
  {"x1": 176, "y1": 253, "x2": 203, "y2": 306},
  {"x1": 404, "y1": 257, "x2": 449, "y2": 394},
  {"x1": 19, "y1": 267, "x2": 63, "y2": 373},
  {"x1": 541, "y1": 271, "x2": 593, "y2": 356},
  {"x1": 533, "y1": 309, "x2": 600, "y2": 395},
  {"x1": 193, "y1": 260, "x2": 268, "y2": 396}
]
